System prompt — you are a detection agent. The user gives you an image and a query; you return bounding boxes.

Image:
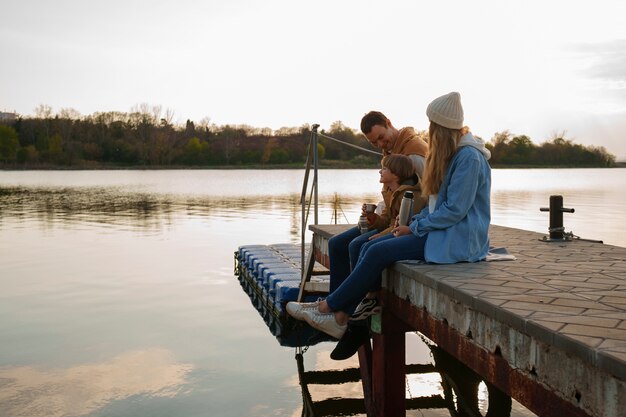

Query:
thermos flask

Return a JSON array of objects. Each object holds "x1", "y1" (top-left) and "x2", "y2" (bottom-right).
[{"x1": 398, "y1": 191, "x2": 414, "y2": 226}]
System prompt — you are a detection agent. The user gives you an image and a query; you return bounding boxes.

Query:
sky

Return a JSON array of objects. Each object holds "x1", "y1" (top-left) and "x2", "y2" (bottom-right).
[{"x1": 1, "y1": 0, "x2": 625, "y2": 160}]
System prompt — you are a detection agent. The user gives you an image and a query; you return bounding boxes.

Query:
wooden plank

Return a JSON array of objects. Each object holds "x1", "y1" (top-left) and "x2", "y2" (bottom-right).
[
  {"x1": 312, "y1": 262, "x2": 330, "y2": 275},
  {"x1": 303, "y1": 280, "x2": 329, "y2": 293}
]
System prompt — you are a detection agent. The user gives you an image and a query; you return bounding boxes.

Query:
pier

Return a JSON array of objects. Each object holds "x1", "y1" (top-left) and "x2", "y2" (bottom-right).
[
  {"x1": 234, "y1": 126, "x2": 626, "y2": 415},
  {"x1": 309, "y1": 223, "x2": 626, "y2": 417}
]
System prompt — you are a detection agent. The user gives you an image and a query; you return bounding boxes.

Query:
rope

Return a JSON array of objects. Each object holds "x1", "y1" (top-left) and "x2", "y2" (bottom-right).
[{"x1": 317, "y1": 132, "x2": 382, "y2": 156}]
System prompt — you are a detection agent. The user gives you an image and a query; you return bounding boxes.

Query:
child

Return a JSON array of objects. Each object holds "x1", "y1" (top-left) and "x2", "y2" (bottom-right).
[{"x1": 365, "y1": 154, "x2": 427, "y2": 241}]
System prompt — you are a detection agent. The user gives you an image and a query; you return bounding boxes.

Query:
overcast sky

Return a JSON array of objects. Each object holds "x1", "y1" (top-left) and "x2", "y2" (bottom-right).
[{"x1": 1, "y1": 0, "x2": 625, "y2": 159}]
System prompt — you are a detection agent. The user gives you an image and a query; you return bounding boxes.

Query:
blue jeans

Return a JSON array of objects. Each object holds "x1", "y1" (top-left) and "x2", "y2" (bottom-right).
[
  {"x1": 328, "y1": 226, "x2": 379, "y2": 293},
  {"x1": 326, "y1": 233, "x2": 427, "y2": 314}
]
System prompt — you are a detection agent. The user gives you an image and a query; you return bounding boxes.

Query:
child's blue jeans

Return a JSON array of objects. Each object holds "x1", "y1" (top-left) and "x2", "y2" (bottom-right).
[
  {"x1": 328, "y1": 226, "x2": 378, "y2": 293},
  {"x1": 326, "y1": 233, "x2": 427, "y2": 314}
]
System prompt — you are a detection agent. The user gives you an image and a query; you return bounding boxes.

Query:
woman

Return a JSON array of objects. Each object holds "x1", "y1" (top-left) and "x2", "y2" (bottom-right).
[{"x1": 288, "y1": 91, "x2": 492, "y2": 340}]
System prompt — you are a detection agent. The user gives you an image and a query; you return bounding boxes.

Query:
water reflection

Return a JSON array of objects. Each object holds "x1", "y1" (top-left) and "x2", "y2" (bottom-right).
[
  {"x1": 0, "y1": 186, "x2": 174, "y2": 231},
  {"x1": 0, "y1": 169, "x2": 622, "y2": 417},
  {"x1": 429, "y1": 344, "x2": 513, "y2": 417},
  {"x1": 292, "y1": 340, "x2": 516, "y2": 417},
  {"x1": 2, "y1": 168, "x2": 625, "y2": 246},
  {"x1": 295, "y1": 349, "x2": 368, "y2": 416},
  {"x1": 0, "y1": 186, "x2": 306, "y2": 233},
  {"x1": 0, "y1": 186, "x2": 366, "y2": 230},
  {"x1": 0, "y1": 348, "x2": 192, "y2": 417}
]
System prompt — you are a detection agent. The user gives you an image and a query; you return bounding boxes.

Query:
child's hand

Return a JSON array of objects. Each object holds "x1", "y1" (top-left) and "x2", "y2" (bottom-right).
[
  {"x1": 392, "y1": 225, "x2": 411, "y2": 237},
  {"x1": 365, "y1": 212, "x2": 378, "y2": 225}
]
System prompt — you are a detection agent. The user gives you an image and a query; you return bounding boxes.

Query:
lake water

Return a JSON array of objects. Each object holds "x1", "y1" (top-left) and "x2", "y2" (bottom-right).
[{"x1": 1, "y1": 168, "x2": 625, "y2": 417}]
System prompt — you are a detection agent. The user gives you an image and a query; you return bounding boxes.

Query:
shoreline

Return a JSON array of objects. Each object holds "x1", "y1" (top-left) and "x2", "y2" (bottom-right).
[{"x1": 1, "y1": 161, "x2": 624, "y2": 171}]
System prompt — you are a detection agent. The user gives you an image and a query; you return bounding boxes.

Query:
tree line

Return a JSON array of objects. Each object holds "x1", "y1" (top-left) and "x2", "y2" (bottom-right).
[
  {"x1": 488, "y1": 131, "x2": 615, "y2": 167},
  {"x1": 0, "y1": 106, "x2": 616, "y2": 168}
]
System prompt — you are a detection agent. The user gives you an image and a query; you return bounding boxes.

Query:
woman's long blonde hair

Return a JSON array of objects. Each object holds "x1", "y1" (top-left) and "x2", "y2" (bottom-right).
[{"x1": 420, "y1": 122, "x2": 468, "y2": 196}]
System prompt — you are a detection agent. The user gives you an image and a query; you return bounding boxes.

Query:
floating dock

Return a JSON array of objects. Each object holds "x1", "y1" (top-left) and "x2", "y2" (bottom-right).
[{"x1": 234, "y1": 242, "x2": 332, "y2": 346}]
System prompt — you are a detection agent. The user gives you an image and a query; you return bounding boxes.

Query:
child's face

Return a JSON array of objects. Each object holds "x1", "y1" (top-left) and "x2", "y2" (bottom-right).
[{"x1": 379, "y1": 166, "x2": 399, "y2": 185}]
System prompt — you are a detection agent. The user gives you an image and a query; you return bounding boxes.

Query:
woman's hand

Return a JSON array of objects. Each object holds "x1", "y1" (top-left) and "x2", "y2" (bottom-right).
[
  {"x1": 368, "y1": 231, "x2": 383, "y2": 241},
  {"x1": 392, "y1": 225, "x2": 411, "y2": 237}
]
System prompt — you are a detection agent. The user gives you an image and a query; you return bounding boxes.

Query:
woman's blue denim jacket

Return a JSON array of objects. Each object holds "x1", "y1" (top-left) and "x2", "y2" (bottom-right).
[{"x1": 409, "y1": 143, "x2": 491, "y2": 263}]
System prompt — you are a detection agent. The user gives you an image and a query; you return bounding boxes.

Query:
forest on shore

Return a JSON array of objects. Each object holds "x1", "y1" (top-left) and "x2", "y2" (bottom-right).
[{"x1": 0, "y1": 106, "x2": 617, "y2": 168}]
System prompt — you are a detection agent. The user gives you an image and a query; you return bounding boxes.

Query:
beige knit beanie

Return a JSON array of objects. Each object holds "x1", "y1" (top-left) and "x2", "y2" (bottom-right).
[{"x1": 426, "y1": 92, "x2": 464, "y2": 129}]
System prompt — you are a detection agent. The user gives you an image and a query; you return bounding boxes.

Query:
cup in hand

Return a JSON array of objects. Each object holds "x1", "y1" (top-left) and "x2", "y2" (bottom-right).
[{"x1": 363, "y1": 203, "x2": 377, "y2": 214}]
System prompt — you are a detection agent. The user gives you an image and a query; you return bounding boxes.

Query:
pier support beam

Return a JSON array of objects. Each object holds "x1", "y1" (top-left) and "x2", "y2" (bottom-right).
[
  {"x1": 371, "y1": 309, "x2": 410, "y2": 417},
  {"x1": 379, "y1": 289, "x2": 594, "y2": 417}
]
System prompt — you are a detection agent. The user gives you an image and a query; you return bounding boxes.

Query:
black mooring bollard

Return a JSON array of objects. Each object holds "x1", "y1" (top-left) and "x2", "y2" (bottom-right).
[{"x1": 539, "y1": 195, "x2": 575, "y2": 240}]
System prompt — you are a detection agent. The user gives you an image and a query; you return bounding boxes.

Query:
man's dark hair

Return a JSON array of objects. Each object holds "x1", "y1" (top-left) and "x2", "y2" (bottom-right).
[{"x1": 360, "y1": 111, "x2": 389, "y2": 134}]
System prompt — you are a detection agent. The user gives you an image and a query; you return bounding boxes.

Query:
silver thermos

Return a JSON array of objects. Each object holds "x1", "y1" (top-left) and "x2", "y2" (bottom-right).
[{"x1": 398, "y1": 191, "x2": 414, "y2": 226}]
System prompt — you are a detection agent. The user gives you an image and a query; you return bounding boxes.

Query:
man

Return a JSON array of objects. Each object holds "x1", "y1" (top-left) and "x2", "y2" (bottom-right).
[
  {"x1": 287, "y1": 111, "x2": 428, "y2": 360},
  {"x1": 328, "y1": 111, "x2": 428, "y2": 296},
  {"x1": 360, "y1": 110, "x2": 428, "y2": 178}
]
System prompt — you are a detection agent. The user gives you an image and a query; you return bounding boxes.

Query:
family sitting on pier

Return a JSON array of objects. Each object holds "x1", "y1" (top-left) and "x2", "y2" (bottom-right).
[{"x1": 287, "y1": 92, "x2": 492, "y2": 360}]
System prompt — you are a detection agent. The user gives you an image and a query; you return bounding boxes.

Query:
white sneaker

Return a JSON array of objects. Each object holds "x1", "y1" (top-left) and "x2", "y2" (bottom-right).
[
  {"x1": 286, "y1": 298, "x2": 323, "y2": 321},
  {"x1": 302, "y1": 309, "x2": 347, "y2": 339}
]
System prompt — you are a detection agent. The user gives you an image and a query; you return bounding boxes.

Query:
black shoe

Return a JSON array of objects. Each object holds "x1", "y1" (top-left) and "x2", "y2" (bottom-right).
[
  {"x1": 330, "y1": 324, "x2": 370, "y2": 361},
  {"x1": 350, "y1": 297, "x2": 381, "y2": 321}
]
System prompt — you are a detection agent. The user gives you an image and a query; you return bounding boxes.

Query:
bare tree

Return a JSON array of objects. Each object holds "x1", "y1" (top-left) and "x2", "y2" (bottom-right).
[
  {"x1": 34, "y1": 104, "x2": 53, "y2": 119},
  {"x1": 197, "y1": 117, "x2": 211, "y2": 129},
  {"x1": 58, "y1": 107, "x2": 81, "y2": 120},
  {"x1": 161, "y1": 108, "x2": 175, "y2": 126},
  {"x1": 151, "y1": 105, "x2": 162, "y2": 124}
]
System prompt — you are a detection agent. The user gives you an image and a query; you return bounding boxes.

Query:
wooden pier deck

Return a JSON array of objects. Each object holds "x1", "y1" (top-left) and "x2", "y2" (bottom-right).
[{"x1": 309, "y1": 224, "x2": 626, "y2": 417}]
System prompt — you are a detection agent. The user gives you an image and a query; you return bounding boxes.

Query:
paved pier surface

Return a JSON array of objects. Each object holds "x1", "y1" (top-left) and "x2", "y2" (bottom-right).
[{"x1": 310, "y1": 224, "x2": 626, "y2": 417}]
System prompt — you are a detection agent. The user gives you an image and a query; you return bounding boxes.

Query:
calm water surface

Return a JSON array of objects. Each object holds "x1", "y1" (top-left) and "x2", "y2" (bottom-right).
[{"x1": 1, "y1": 168, "x2": 625, "y2": 417}]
